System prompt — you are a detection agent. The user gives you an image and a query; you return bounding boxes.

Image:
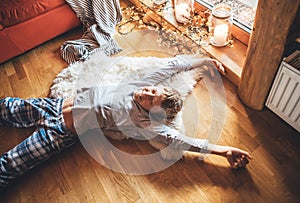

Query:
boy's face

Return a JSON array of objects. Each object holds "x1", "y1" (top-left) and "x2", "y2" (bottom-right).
[{"x1": 133, "y1": 86, "x2": 165, "y2": 111}]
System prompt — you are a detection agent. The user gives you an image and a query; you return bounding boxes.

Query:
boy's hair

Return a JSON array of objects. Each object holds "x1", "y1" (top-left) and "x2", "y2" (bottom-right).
[{"x1": 160, "y1": 86, "x2": 183, "y2": 120}]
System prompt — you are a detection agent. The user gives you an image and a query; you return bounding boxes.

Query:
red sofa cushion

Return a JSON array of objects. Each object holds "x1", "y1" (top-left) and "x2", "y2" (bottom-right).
[
  {"x1": 0, "y1": 0, "x2": 67, "y2": 28},
  {"x1": 0, "y1": 4, "x2": 81, "y2": 64}
]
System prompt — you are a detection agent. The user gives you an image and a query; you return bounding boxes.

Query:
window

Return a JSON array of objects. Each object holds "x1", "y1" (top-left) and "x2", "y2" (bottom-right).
[{"x1": 196, "y1": 0, "x2": 258, "y2": 33}]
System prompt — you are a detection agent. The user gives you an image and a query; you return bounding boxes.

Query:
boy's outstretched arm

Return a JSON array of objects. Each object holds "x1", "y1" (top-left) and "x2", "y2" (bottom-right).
[
  {"x1": 193, "y1": 144, "x2": 253, "y2": 169},
  {"x1": 149, "y1": 125, "x2": 252, "y2": 169},
  {"x1": 176, "y1": 55, "x2": 226, "y2": 75}
]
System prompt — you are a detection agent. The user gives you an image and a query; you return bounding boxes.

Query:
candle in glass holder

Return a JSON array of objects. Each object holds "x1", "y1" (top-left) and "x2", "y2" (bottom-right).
[
  {"x1": 213, "y1": 24, "x2": 228, "y2": 46},
  {"x1": 174, "y1": 0, "x2": 194, "y2": 23},
  {"x1": 209, "y1": 3, "x2": 233, "y2": 47}
]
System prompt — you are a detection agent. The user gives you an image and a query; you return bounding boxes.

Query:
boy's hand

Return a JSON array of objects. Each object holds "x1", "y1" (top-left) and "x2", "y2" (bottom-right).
[
  {"x1": 225, "y1": 147, "x2": 252, "y2": 169},
  {"x1": 210, "y1": 59, "x2": 226, "y2": 75},
  {"x1": 212, "y1": 145, "x2": 252, "y2": 169}
]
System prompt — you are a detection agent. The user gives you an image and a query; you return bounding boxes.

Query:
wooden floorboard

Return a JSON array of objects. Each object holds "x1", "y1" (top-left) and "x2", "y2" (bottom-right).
[{"x1": 0, "y1": 24, "x2": 300, "y2": 203}]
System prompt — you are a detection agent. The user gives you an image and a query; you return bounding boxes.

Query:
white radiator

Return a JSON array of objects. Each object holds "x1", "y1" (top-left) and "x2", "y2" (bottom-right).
[{"x1": 266, "y1": 50, "x2": 300, "y2": 132}]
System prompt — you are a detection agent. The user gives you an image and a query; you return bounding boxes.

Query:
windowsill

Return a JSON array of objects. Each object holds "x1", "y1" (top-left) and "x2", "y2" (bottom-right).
[
  {"x1": 201, "y1": 38, "x2": 246, "y2": 86},
  {"x1": 126, "y1": 0, "x2": 248, "y2": 86},
  {"x1": 193, "y1": 1, "x2": 248, "y2": 85}
]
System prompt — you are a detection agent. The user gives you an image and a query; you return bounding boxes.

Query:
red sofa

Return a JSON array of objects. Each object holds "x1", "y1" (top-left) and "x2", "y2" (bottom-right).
[{"x1": 0, "y1": 0, "x2": 81, "y2": 64}]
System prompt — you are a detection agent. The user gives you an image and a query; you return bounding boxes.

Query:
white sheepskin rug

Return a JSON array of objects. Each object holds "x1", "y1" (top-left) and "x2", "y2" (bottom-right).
[
  {"x1": 50, "y1": 51, "x2": 206, "y2": 160},
  {"x1": 50, "y1": 51, "x2": 205, "y2": 99}
]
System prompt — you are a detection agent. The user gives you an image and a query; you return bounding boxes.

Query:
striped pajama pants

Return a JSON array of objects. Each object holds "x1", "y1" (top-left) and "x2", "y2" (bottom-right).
[{"x1": 0, "y1": 97, "x2": 77, "y2": 189}]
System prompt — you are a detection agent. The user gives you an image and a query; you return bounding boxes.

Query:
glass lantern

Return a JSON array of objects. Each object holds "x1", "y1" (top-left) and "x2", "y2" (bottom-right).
[
  {"x1": 174, "y1": 0, "x2": 194, "y2": 23},
  {"x1": 209, "y1": 3, "x2": 233, "y2": 47}
]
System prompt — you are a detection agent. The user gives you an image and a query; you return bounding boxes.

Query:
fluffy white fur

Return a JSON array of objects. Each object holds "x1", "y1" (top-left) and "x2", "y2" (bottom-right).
[{"x1": 50, "y1": 51, "x2": 204, "y2": 160}]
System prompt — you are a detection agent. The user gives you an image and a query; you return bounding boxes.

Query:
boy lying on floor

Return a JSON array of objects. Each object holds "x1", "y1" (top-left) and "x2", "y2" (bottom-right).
[{"x1": 0, "y1": 55, "x2": 252, "y2": 189}]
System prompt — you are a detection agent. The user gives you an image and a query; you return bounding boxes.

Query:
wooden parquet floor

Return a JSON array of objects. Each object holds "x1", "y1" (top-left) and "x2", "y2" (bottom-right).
[{"x1": 0, "y1": 26, "x2": 300, "y2": 203}]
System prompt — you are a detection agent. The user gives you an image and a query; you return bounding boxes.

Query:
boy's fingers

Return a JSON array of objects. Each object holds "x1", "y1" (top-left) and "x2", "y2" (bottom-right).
[
  {"x1": 246, "y1": 153, "x2": 253, "y2": 159},
  {"x1": 232, "y1": 162, "x2": 239, "y2": 169},
  {"x1": 234, "y1": 149, "x2": 253, "y2": 160}
]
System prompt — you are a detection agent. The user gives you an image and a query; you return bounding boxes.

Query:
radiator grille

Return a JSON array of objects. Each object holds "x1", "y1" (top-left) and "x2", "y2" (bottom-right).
[
  {"x1": 285, "y1": 50, "x2": 300, "y2": 71},
  {"x1": 266, "y1": 50, "x2": 300, "y2": 132}
]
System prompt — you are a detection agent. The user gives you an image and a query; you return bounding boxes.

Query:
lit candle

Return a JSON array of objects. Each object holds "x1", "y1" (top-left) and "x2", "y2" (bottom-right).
[
  {"x1": 175, "y1": 3, "x2": 191, "y2": 23},
  {"x1": 213, "y1": 24, "x2": 228, "y2": 46}
]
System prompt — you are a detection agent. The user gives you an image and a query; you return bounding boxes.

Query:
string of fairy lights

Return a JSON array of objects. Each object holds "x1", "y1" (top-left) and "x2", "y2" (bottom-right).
[{"x1": 117, "y1": 0, "x2": 212, "y2": 55}]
